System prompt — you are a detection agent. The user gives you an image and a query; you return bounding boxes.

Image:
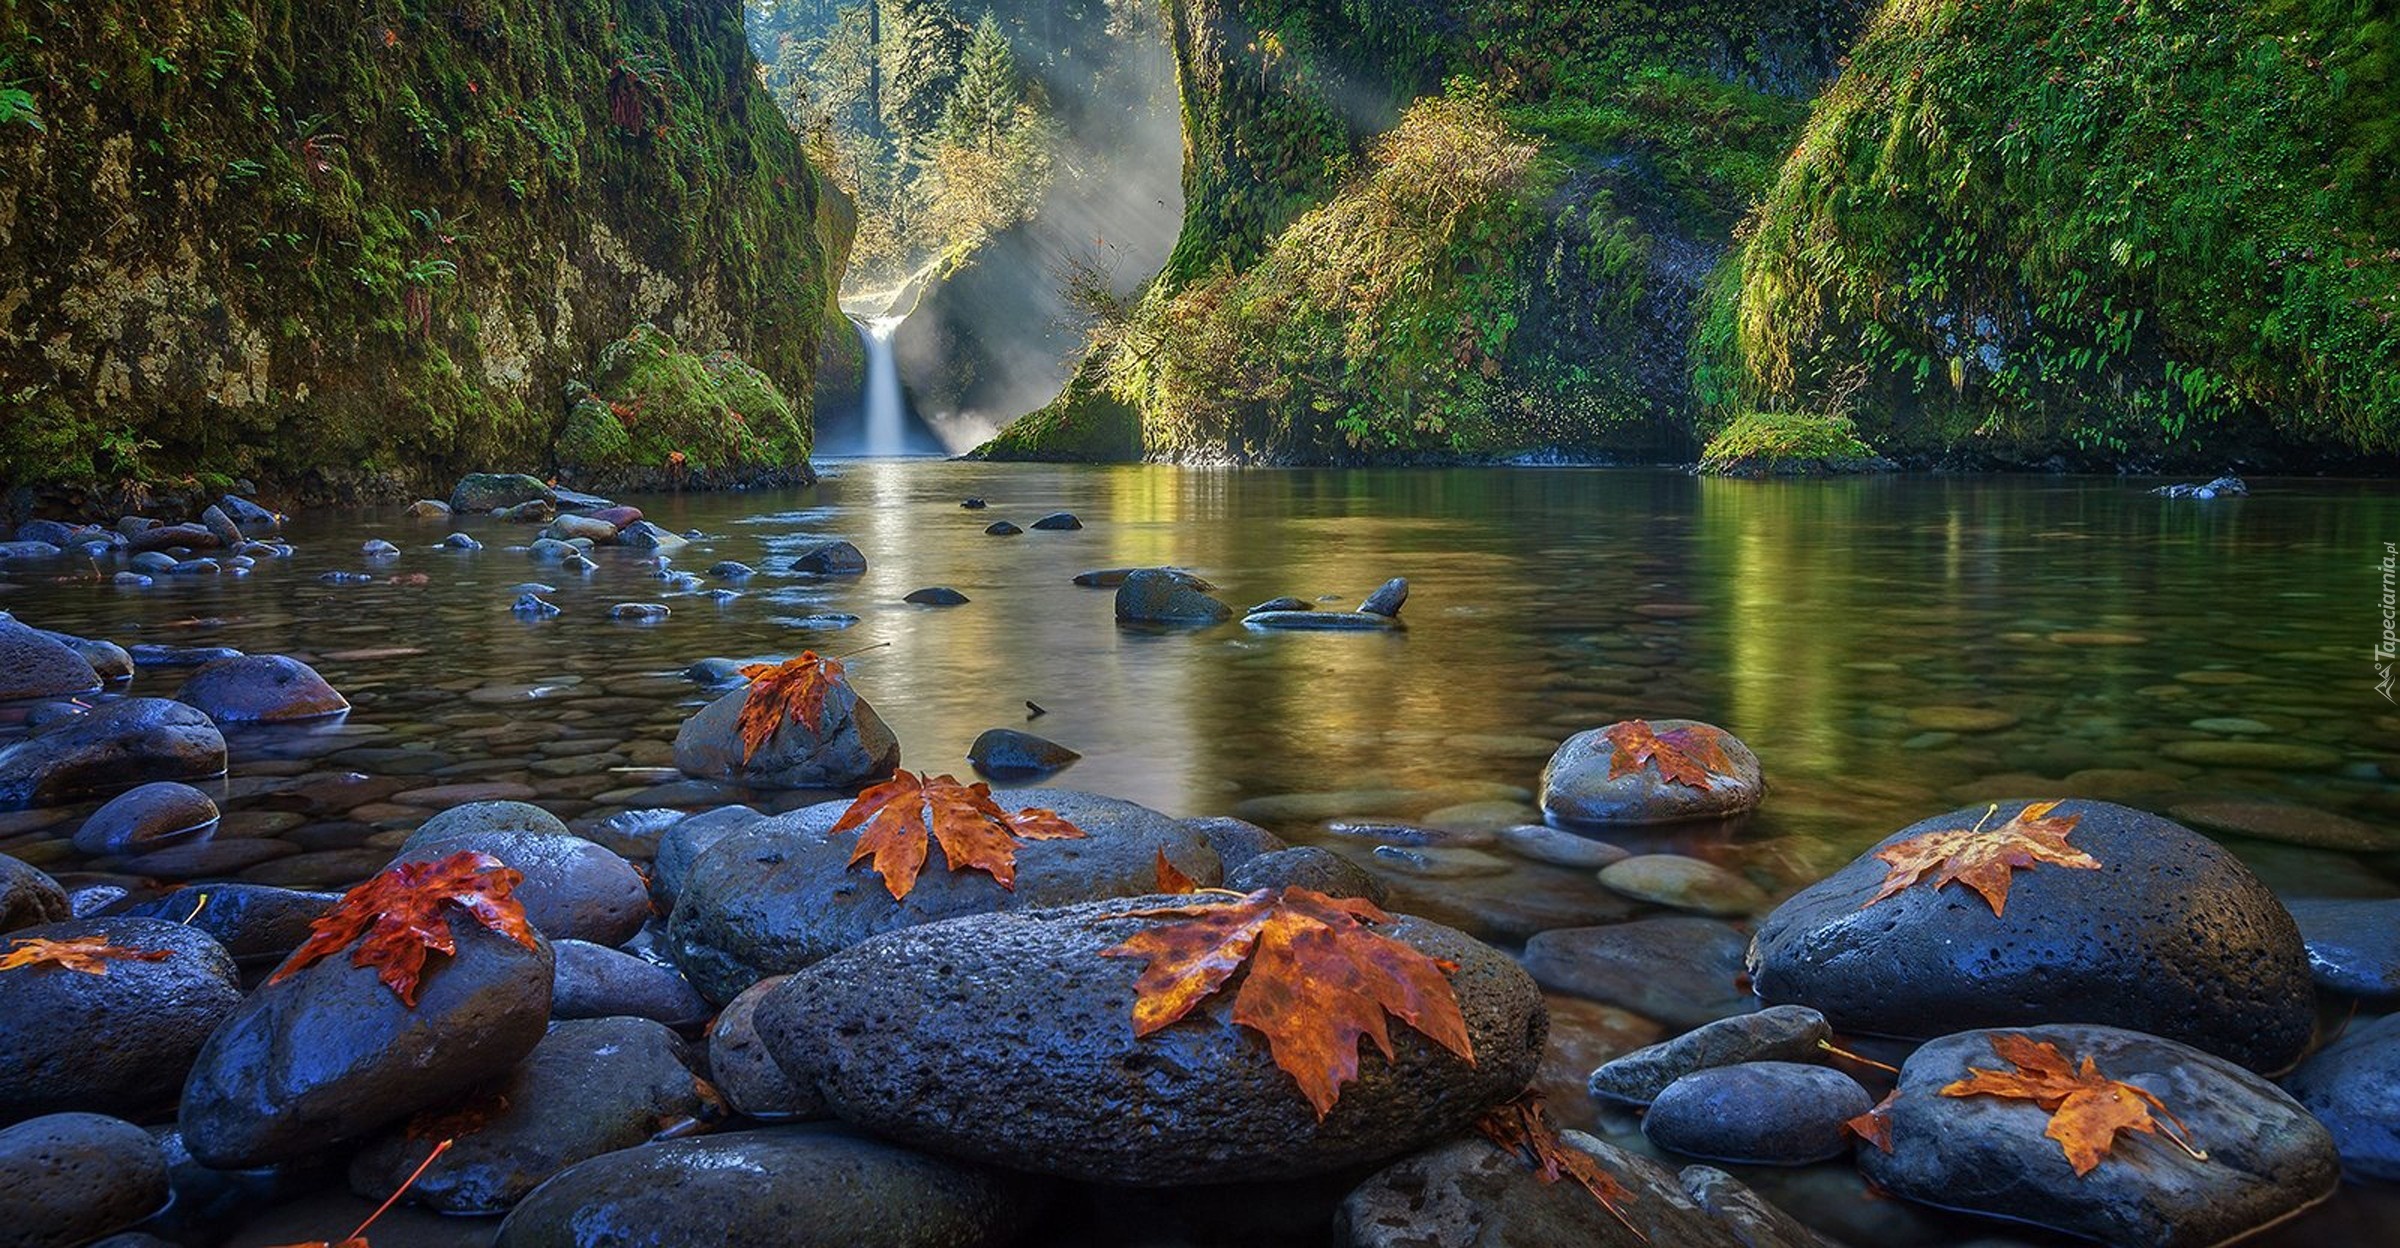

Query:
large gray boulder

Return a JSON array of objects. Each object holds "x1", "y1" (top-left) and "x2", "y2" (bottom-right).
[
  {"x1": 1748, "y1": 800, "x2": 2314, "y2": 1072},
  {"x1": 0, "y1": 918, "x2": 242, "y2": 1121},
  {"x1": 174, "y1": 655, "x2": 348, "y2": 723},
  {"x1": 756, "y1": 895, "x2": 1544, "y2": 1185},
  {"x1": 390, "y1": 832, "x2": 649, "y2": 947}
]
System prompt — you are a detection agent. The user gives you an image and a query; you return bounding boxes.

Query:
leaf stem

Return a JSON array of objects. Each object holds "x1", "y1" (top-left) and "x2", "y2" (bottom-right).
[
  {"x1": 347, "y1": 1137, "x2": 453, "y2": 1240},
  {"x1": 1818, "y1": 1039, "x2": 1900, "y2": 1074}
]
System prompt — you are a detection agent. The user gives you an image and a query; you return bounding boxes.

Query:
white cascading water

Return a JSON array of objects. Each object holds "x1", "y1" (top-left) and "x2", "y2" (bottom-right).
[{"x1": 851, "y1": 313, "x2": 910, "y2": 457}]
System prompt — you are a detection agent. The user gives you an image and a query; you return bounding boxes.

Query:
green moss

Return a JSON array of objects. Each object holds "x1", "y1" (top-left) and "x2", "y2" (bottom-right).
[
  {"x1": 1697, "y1": 410, "x2": 1882, "y2": 475},
  {"x1": 560, "y1": 324, "x2": 807, "y2": 475},
  {"x1": 972, "y1": 350, "x2": 1144, "y2": 462}
]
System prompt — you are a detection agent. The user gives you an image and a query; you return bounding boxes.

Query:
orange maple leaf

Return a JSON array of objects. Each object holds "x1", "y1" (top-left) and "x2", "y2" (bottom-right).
[
  {"x1": 0, "y1": 934, "x2": 174, "y2": 976},
  {"x1": 1865, "y1": 801, "x2": 2100, "y2": 916},
  {"x1": 1845, "y1": 1088, "x2": 1899, "y2": 1154},
  {"x1": 1153, "y1": 848, "x2": 1199, "y2": 893},
  {"x1": 830, "y1": 771, "x2": 1086, "y2": 899},
  {"x1": 269, "y1": 851, "x2": 540, "y2": 1006},
  {"x1": 268, "y1": 1137, "x2": 453, "y2": 1248},
  {"x1": 1477, "y1": 1090, "x2": 1643, "y2": 1238},
  {"x1": 736, "y1": 652, "x2": 848, "y2": 761},
  {"x1": 1601, "y1": 720, "x2": 1736, "y2": 790},
  {"x1": 1102, "y1": 886, "x2": 1475, "y2": 1120},
  {"x1": 1939, "y1": 1033, "x2": 2206, "y2": 1176}
]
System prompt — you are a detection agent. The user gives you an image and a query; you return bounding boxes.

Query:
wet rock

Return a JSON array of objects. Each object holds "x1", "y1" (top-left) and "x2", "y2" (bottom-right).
[
  {"x1": 39, "y1": 630, "x2": 133, "y2": 682},
  {"x1": 128, "y1": 551, "x2": 177, "y2": 574},
  {"x1": 708, "y1": 560, "x2": 753, "y2": 579},
  {"x1": 709, "y1": 975, "x2": 824, "y2": 1120},
  {"x1": 1226, "y1": 846, "x2": 1389, "y2": 904},
  {"x1": 578, "y1": 807, "x2": 684, "y2": 859},
  {"x1": 492, "y1": 1125, "x2": 1048, "y2": 1248},
  {"x1": 1185, "y1": 815, "x2": 1287, "y2": 872},
  {"x1": 1523, "y1": 917, "x2": 1754, "y2": 1030},
  {"x1": 1116, "y1": 568, "x2": 1233, "y2": 624},
  {"x1": 0, "y1": 618, "x2": 104, "y2": 702},
  {"x1": 1540, "y1": 720, "x2": 1765, "y2": 825},
  {"x1": 1030, "y1": 511, "x2": 1082, "y2": 530},
  {"x1": 1359, "y1": 577, "x2": 1409, "y2": 617},
  {"x1": 1076, "y1": 566, "x2": 1215, "y2": 589},
  {"x1": 72, "y1": 782, "x2": 219, "y2": 855},
  {"x1": 123, "y1": 883, "x2": 338, "y2": 964},
  {"x1": 1, "y1": 852, "x2": 71, "y2": 933},
  {"x1": 0, "y1": 539, "x2": 64, "y2": 562},
  {"x1": 393, "y1": 832, "x2": 648, "y2": 946},
  {"x1": 1248, "y1": 596, "x2": 1311, "y2": 614},
  {"x1": 1676, "y1": 1167, "x2": 1840, "y2": 1248},
  {"x1": 129, "y1": 523, "x2": 216, "y2": 553},
  {"x1": 1598, "y1": 854, "x2": 1768, "y2": 916},
  {"x1": 542, "y1": 514, "x2": 615, "y2": 544},
  {"x1": 561, "y1": 552, "x2": 597, "y2": 574},
  {"x1": 438, "y1": 532, "x2": 483, "y2": 551},
  {"x1": 219, "y1": 494, "x2": 282, "y2": 535},
  {"x1": 1496, "y1": 823, "x2": 1628, "y2": 869},
  {"x1": 408, "y1": 800, "x2": 571, "y2": 843},
  {"x1": 1862, "y1": 1024, "x2": 2337, "y2": 1248},
  {"x1": 112, "y1": 572, "x2": 153, "y2": 587},
  {"x1": 169, "y1": 557, "x2": 222, "y2": 576},
  {"x1": 178, "y1": 909, "x2": 553, "y2": 1168},
  {"x1": 405, "y1": 500, "x2": 452, "y2": 520},
  {"x1": 129, "y1": 643, "x2": 244, "y2": 668},
  {"x1": 585, "y1": 505, "x2": 642, "y2": 530},
  {"x1": 1245, "y1": 610, "x2": 1402, "y2": 631},
  {"x1": 961, "y1": 497, "x2": 987, "y2": 509},
  {"x1": 984, "y1": 520, "x2": 1022, "y2": 536},
  {"x1": 672, "y1": 678, "x2": 899, "y2": 791},
  {"x1": 360, "y1": 539, "x2": 400, "y2": 558},
  {"x1": 2282, "y1": 1010, "x2": 2400, "y2": 1182},
  {"x1": 2152, "y1": 475, "x2": 2248, "y2": 499},
  {"x1": 966, "y1": 728, "x2": 1079, "y2": 778},
  {"x1": 758, "y1": 895, "x2": 1542, "y2": 1184},
  {"x1": 2286, "y1": 899, "x2": 2400, "y2": 1000},
  {"x1": 607, "y1": 602, "x2": 671, "y2": 623},
  {"x1": 1589, "y1": 1005, "x2": 1832, "y2": 1106},
  {"x1": 1642, "y1": 1062, "x2": 1869, "y2": 1165},
  {"x1": 2169, "y1": 799, "x2": 2400, "y2": 852},
  {"x1": 0, "y1": 698, "x2": 228, "y2": 807},
  {"x1": 500, "y1": 500, "x2": 554, "y2": 524},
  {"x1": 904, "y1": 586, "x2": 968, "y2": 606},
  {"x1": 668, "y1": 790, "x2": 1224, "y2": 1002},
  {"x1": 551, "y1": 939, "x2": 709, "y2": 1027},
  {"x1": 451, "y1": 474, "x2": 555, "y2": 514},
  {"x1": 1371, "y1": 845, "x2": 1512, "y2": 878},
  {"x1": 176, "y1": 655, "x2": 349, "y2": 723},
  {"x1": 615, "y1": 521, "x2": 686, "y2": 552},
  {"x1": 509, "y1": 593, "x2": 557, "y2": 618},
  {"x1": 199, "y1": 504, "x2": 244, "y2": 548},
  {"x1": 1337, "y1": 1131, "x2": 1747, "y2": 1247},
  {"x1": 1749, "y1": 799, "x2": 2314, "y2": 1072},
  {"x1": 319, "y1": 570, "x2": 374, "y2": 585},
  {"x1": 0, "y1": 917, "x2": 242, "y2": 1120},
  {"x1": 651, "y1": 805, "x2": 766, "y2": 908},
  {"x1": 0, "y1": 1114, "x2": 170, "y2": 1248},
  {"x1": 525, "y1": 538, "x2": 577, "y2": 563},
  {"x1": 790, "y1": 540, "x2": 866, "y2": 575},
  {"x1": 348, "y1": 1017, "x2": 705, "y2": 1214}
]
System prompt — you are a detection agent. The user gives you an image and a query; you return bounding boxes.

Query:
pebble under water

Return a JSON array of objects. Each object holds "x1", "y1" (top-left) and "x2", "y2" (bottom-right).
[{"x1": 3, "y1": 460, "x2": 2397, "y2": 1245}]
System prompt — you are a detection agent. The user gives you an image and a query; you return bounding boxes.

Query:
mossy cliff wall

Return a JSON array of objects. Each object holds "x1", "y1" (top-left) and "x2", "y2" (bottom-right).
[{"x1": 0, "y1": 0, "x2": 842, "y2": 497}]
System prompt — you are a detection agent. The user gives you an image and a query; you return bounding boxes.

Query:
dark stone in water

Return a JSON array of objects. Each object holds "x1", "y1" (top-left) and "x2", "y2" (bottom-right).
[
  {"x1": 962, "y1": 497, "x2": 988, "y2": 509},
  {"x1": 709, "y1": 975, "x2": 823, "y2": 1120},
  {"x1": 175, "y1": 655, "x2": 349, "y2": 723},
  {"x1": 318, "y1": 571, "x2": 375, "y2": 585},
  {"x1": 672, "y1": 679, "x2": 899, "y2": 793},
  {"x1": 790, "y1": 539, "x2": 866, "y2": 576},
  {"x1": 218, "y1": 494, "x2": 283, "y2": 536},
  {"x1": 1030, "y1": 511, "x2": 1083, "y2": 531},
  {"x1": 118, "y1": 838, "x2": 299, "y2": 879},
  {"x1": 1, "y1": 851, "x2": 71, "y2": 933},
  {"x1": 450, "y1": 473, "x2": 555, "y2": 514},
  {"x1": 1247, "y1": 596, "x2": 1311, "y2": 614},
  {"x1": 966, "y1": 727, "x2": 1078, "y2": 777},
  {"x1": 1337, "y1": 1126, "x2": 1751, "y2": 1247},
  {"x1": 2286, "y1": 898, "x2": 2400, "y2": 1000},
  {"x1": 123, "y1": 883, "x2": 338, "y2": 964},
  {"x1": 510, "y1": 593, "x2": 559, "y2": 618},
  {"x1": 392, "y1": 831, "x2": 649, "y2": 947},
  {"x1": 1075, "y1": 566, "x2": 1215, "y2": 590},
  {"x1": 0, "y1": 1114, "x2": 171, "y2": 1248},
  {"x1": 1589, "y1": 1005, "x2": 1831, "y2": 1106},
  {"x1": 2283, "y1": 1011, "x2": 2400, "y2": 1183},
  {"x1": 128, "y1": 644, "x2": 245, "y2": 667},
  {"x1": 348, "y1": 1017, "x2": 708, "y2": 1214},
  {"x1": 1115, "y1": 568, "x2": 1233, "y2": 624},
  {"x1": 1864, "y1": 1025, "x2": 2337, "y2": 1248},
  {"x1": 708, "y1": 560, "x2": 754, "y2": 579},
  {"x1": 1225, "y1": 846, "x2": 1389, "y2": 905},
  {"x1": 492, "y1": 1125, "x2": 1050, "y2": 1248},
  {"x1": 439, "y1": 532, "x2": 483, "y2": 551},
  {"x1": 360, "y1": 539, "x2": 400, "y2": 558},
  {"x1": 128, "y1": 523, "x2": 216, "y2": 553},
  {"x1": 607, "y1": 602, "x2": 671, "y2": 623},
  {"x1": 757, "y1": 896, "x2": 1543, "y2": 1185},
  {"x1": 1359, "y1": 576, "x2": 1409, "y2": 617},
  {"x1": 904, "y1": 586, "x2": 969, "y2": 606},
  {"x1": 178, "y1": 911, "x2": 553, "y2": 1168},
  {"x1": 40, "y1": 630, "x2": 133, "y2": 681},
  {"x1": 0, "y1": 917, "x2": 242, "y2": 1120},
  {"x1": 1641, "y1": 1062, "x2": 1870, "y2": 1166},
  {"x1": 1523, "y1": 917, "x2": 1756, "y2": 1030},
  {"x1": 985, "y1": 520, "x2": 1022, "y2": 535},
  {"x1": 551, "y1": 939, "x2": 710, "y2": 1028},
  {"x1": 0, "y1": 698, "x2": 228, "y2": 808},
  {"x1": 1243, "y1": 610, "x2": 1399, "y2": 631},
  {"x1": 1748, "y1": 799, "x2": 2314, "y2": 1072},
  {"x1": 199, "y1": 504, "x2": 244, "y2": 548},
  {"x1": 72, "y1": 781, "x2": 219, "y2": 855},
  {"x1": 0, "y1": 617, "x2": 103, "y2": 702}
]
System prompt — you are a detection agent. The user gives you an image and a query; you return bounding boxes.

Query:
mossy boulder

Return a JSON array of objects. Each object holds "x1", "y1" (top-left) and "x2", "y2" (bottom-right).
[
  {"x1": 558, "y1": 324, "x2": 811, "y2": 489},
  {"x1": 1695, "y1": 411, "x2": 1890, "y2": 477}
]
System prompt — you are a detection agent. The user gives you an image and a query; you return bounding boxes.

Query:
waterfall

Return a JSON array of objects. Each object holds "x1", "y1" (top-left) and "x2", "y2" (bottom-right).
[{"x1": 852, "y1": 312, "x2": 909, "y2": 458}]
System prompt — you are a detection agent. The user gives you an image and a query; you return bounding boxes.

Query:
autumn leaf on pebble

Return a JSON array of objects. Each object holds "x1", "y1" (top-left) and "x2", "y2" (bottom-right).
[
  {"x1": 1477, "y1": 1089, "x2": 1644, "y2": 1238},
  {"x1": 0, "y1": 934, "x2": 174, "y2": 976},
  {"x1": 831, "y1": 770, "x2": 1087, "y2": 899},
  {"x1": 1101, "y1": 886, "x2": 1475, "y2": 1120},
  {"x1": 1939, "y1": 1033, "x2": 2206, "y2": 1176},
  {"x1": 1844, "y1": 1089, "x2": 1899, "y2": 1154},
  {"x1": 1153, "y1": 848, "x2": 1199, "y2": 893},
  {"x1": 1864, "y1": 801, "x2": 2100, "y2": 916},
  {"x1": 1601, "y1": 719, "x2": 1735, "y2": 790},
  {"x1": 736, "y1": 651, "x2": 848, "y2": 761},
  {"x1": 269, "y1": 850, "x2": 540, "y2": 1007}
]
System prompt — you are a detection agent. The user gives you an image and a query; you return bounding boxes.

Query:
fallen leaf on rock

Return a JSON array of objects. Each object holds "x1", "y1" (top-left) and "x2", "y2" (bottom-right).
[
  {"x1": 1153, "y1": 848, "x2": 1198, "y2": 893},
  {"x1": 1845, "y1": 1089, "x2": 1898, "y2": 1154},
  {"x1": 1601, "y1": 720, "x2": 1735, "y2": 790},
  {"x1": 1102, "y1": 886, "x2": 1474, "y2": 1119},
  {"x1": 1939, "y1": 1033, "x2": 2205, "y2": 1176},
  {"x1": 0, "y1": 934, "x2": 174, "y2": 976},
  {"x1": 1477, "y1": 1089, "x2": 1643, "y2": 1237},
  {"x1": 269, "y1": 850, "x2": 539, "y2": 1006},
  {"x1": 736, "y1": 651, "x2": 848, "y2": 761},
  {"x1": 1865, "y1": 801, "x2": 2100, "y2": 916},
  {"x1": 832, "y1": 771, "x2": 1086, "y2": 899}
]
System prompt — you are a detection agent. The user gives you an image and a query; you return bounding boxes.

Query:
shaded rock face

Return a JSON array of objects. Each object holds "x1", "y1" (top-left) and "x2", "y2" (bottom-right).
[
  {"x1": 0, "y1": 618, "x2": 104, "y2": 702},
  {"x1": 1184, "y1": 816, "x2": 1288, "y2": 874},
  {"x1": 0, "y1": 698, "x2": 227, "y2": 808},
  {"x1": 790, "y1": 540, "x2": 867, "y2": 575},
  {"x1": 756, "y1": 896, "x2": 1545, "y2": 1186},
  {"x1": 174, "y1": 655, "x2": 348, "y2": 723},
  {"x1": 1539, "y1": 720, "x2": 1764, "y2": 825},
  {"x1": 1589, "y1": 1005, "x2": 1831, "y2": 1106},
  {"x1": 392, "y1": 832, "x2": 650, "y2": 947},
  {"x1": 348, "y1": 1017, "x2": 706, "y2": 1215},
  {"x1": 1227, "y1": 846, "x2": 1390, "y2": 905},
  {"x1": 2286, "y1": 899, "x2": 2400, "y2": 1001},
  {"x1": 493, "y1": 1125, "x2": 1050, "y2": 1248},
  {"x1": 1116, "y1": 568, "x2": 1234, "y2": 624},
  {"x1": 451, "y1": 475, "x2": 555, "y2": 514},
  {"x1": 1861, "y1": 1025, "x2": 2339, "y2": 1248},
  {"x1": 1336, "y1": 1131, "x2": 1748, "y2": 1248},
  {"x1": 178, "y1": 914, "x2": 553, "y2": 1168},
  {"x1": 1523, "y1": 916, "x2": 1754, "y2": 1030},
  {"x1": 1641, "y1": 1062, "x2": 1870, "y2": 1166},
  {"x1": 0, "y1": 853, "x2": 71, "y2": 933},
  {"x1": 671, "y1": 680, "x2": 899, "y2": 791},
  {"x1": 709, "y1": 975, "x2": 825, "y2": 1121},
  {"x1": 0, "y1": 917, "x2": 242, "y2": 1120},
  {"x1": 2282, "y1": 1011, "x2": 2400, "y2": 1183},
  {"x1": 666, "y1": 790, "x2": 1226, "y2": 1003},
  {"x1": 967, "y1": 728, "x2": 1081, "y2": 778},
  {"x1": 122, "y1": 883, "x2": 337, "y2": 964},
  {"x1": 650, "y1": 805, "x2": 765, "y2": 909},
  {"x1": 1748, "y1": 800, "x2": 2314, "y2": 1072},
  {"x1": 72, "y1": 781, "x2": 220, "y2": 855},
  {"x1": 408, "y1": 801, "x2": 570, "y2": 844},
  {"x1": 0, "y1": 1114, "x2": 170, "y2": 1248},
  {"x1": 550, "y1": 939, "x2": 710, "y2": 1027}
]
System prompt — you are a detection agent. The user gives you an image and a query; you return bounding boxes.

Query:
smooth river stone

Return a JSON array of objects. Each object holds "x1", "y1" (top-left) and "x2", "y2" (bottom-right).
[
  {"x1": 2159, "y1": 740, "x2": 2341, "y2": 769},
  {"x1": 2168, "y1": 800, "x2": 2400, "y2": 852},
  {"x1": 1597, "y1": 854, "x2": 1768, "y2": 916}
]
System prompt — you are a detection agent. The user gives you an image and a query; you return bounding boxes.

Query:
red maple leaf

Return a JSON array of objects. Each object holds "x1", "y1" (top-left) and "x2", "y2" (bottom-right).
[
  {"x1": 1600, "y1": 720, "x2": 1736, "y2": 790},
  {"x1": 269, "y1": 851, "x2": 539, "y2": 1006},
  {"x1": 735, "y1": 652, "x2": 848, "y2": 761},
  {"x1": 830, "y1": 771, "x2": 1086, "y2": 899}
]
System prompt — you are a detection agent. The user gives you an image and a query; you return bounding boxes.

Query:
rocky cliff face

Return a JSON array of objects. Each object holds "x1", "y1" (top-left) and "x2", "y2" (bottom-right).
[{"x1": 0, "y1": 0, "x2": 844, "y2": 498}]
